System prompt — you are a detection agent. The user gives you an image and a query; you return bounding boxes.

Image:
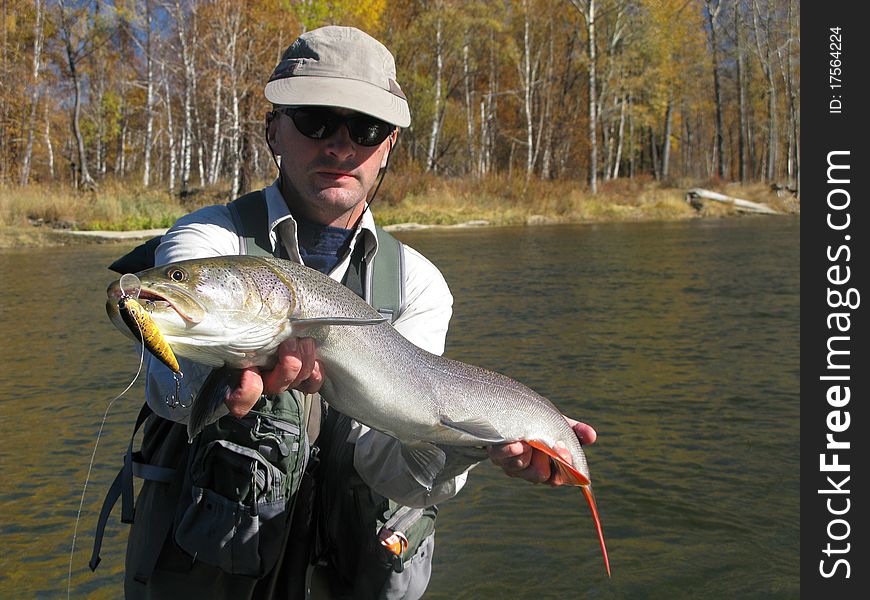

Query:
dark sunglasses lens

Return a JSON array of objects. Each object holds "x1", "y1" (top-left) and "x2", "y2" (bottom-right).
[
  {"x1": 286, "y1": 108, "x2": 393, "y2": 146},
  {"x1": 347, "y1": 118, "x2": 393, "y2": 146},
  {"x1": 290, "y1": 109, "x2": 338, "y2": 139}
]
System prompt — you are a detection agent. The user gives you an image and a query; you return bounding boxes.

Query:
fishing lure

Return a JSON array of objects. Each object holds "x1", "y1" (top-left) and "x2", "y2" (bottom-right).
[{"x1": 118, "y1": 295, "x2": 180, "y2": 374}]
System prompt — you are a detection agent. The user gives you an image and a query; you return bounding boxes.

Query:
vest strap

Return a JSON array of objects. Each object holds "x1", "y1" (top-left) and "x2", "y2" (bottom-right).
[
  {"x1": 370, "y1": 226, "x2": 405, "y2": 321},
  {"x1": 89, "y1": 403, "x2": 155, "y2": 571},
  {"x1": 226, "y1": 190, "x2": 275, "y2": 257}
]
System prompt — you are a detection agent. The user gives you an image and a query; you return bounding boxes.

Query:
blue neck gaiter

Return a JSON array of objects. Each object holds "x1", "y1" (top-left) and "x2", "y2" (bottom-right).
[{"x1": 295, "y1": 215, "x2": 355, "y2": 275}]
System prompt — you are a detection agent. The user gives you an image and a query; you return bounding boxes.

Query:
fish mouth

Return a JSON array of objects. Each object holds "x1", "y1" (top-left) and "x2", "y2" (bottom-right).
[
  {"x1": 107, "y1": 280, "x2": 206, "y2": 325},
  {"x1": 137, "y1": 283, "x2": 207, "y2": 324}
]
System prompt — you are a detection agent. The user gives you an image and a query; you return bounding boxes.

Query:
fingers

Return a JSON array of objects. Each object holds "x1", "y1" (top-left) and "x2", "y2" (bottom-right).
[
  {"x1": 489, "y1": 416, "x2": 599, "y2": 487},
  {"x1": 261, "y1": 337, "x2": 324, "y2": 395},
  {"x1": 225, "y1": 338, "x2": 323, "y2": 418},
  {"x1": 566, "y1": 418, "x2": 597, "y2": 445},
  {"x1": 225, "y1": 367, "x2": 264, "y2": 418},
  {"x1": 488, "y1": 441, "x2": 552, "y2": 484},
  {"x1": 296, "y1": 360, "x2": 324, "y2": 394}
]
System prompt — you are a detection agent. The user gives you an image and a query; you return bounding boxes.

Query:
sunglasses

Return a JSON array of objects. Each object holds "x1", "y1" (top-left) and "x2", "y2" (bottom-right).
[{"x1": 276, "y1": 107, "x2": 395, "y2": 147}]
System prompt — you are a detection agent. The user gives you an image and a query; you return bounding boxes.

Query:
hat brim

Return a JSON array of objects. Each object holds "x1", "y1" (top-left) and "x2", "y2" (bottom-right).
[{"x1": 265, "y1": 76, "x2": 410, "y2": 128}]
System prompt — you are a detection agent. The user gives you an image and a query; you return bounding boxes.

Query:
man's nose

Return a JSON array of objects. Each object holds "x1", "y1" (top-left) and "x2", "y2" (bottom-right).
[{"x1": 323, "y1": 124, "x2": 356, "y2": 160}]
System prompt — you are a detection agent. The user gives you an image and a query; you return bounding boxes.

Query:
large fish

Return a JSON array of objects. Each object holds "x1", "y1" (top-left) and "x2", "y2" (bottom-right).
[{"x1": 106, "y1": 255, "x2": 610, "y2": 576}]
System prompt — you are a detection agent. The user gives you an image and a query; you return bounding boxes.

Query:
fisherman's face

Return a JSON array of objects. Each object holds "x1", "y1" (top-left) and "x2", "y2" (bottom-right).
[{"x1": 269, "y1": 107, "x2": 395, "y2": 227}]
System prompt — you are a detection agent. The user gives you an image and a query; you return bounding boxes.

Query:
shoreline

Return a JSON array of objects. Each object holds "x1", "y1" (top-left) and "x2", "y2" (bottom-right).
[{"x1": 0, "y1": 210, "x2": 799, "y2": 249}]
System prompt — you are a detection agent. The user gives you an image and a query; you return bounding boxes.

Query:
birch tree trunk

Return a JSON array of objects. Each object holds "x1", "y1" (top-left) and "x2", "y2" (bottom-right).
[
  {"x1": 587, "y1": 0, "x2": 598, "y2": 193},
  {"x1": 227, "y1": 7, "x2": 243, "y2": 197},
  {"x1": 20, "y1": 0, "x2": 46, "y2": 185},
  {"x1": 650, "y1": 126, "x2": 660, "y2": 180},
  {"x1": 535, "y1": 26, "x2": 555, "y2": 179},
  {"x1": 479, "y1": 31, "x2": 498, "y2": 176},
  {"x1": 661, "y1": 96, "x2": 673, "y2": 179},
  {"x1": 568, "y1": 0, "x2": 598, "y2": 193},
  {"x1": 208, "y1": 74, "x2": 223, "y2": 185},
  {"x1": 462, "y1": 42, "x2": 476, "y2": 177},
  {"x1": 115, "y1": 106, "x2": 128, "y2": 175},
  {"x1": 66, "y1": 43, "x2": 94, "y2": 188},
  {"x1": 628, "y1": 93, "x2": 635, "y2": 178},
  {"x1": 781, "y1": 0, "x2": 799, "y2": 194},
  {"x1": 705, "y1": 0, "x2": 726, "y2": 180},
  {"x1": 142, "y1": 0, "x2": 155, "y2": 187},
  {"x1": 735, "y1": 4, "x2": 748, "y2": 183},
  {"x1": 612, "y1": 94, "x2": 626, "y2": 179},
  {"x1": 751, "y1": 0, "x2": 777, "y2": 182},
  {"x1": 172, "y1": 0, "x2": 196, "y2": 193},
  {"x1": 162, "y1": 61, "x2": 177, "y2": 192},
  {"x1": 517, "y1": 1, "x2": 538, "y2": 179},
  {"x1": 0, "y1": 0, "x2": 8, "y2": 182},
  {"x1": 58, "y1": 0, "x2": 97, "y2": 189},
  {"x1": 43, "y1": 99, "x2": 55, "y2": 179},
  {"x1": 426, "y1": 13, "x2": 443, "y2": 173},
  {"x1": 539, "y1": 34, "x2": 555, "y2": 180}
]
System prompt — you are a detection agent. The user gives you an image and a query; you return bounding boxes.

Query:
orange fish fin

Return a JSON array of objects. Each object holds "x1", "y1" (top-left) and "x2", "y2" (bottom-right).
[
  {"x1": 581, "y1": 485, "x2": 611, "y2": 578},
  {"x1": 525, "y1": 440, "x2": 611, "y2": 578},
  {"x1": 526, "y1": 440, "x2": 590, "y2": 485}
]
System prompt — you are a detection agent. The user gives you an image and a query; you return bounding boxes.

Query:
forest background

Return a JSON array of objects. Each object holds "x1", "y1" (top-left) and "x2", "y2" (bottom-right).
[{"x1": 0, "y1": 0, "x2": 800, "y2": 243}]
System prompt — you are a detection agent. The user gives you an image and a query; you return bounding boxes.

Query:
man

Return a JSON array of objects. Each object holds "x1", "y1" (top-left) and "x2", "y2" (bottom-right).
[{"x1": 123, "y1": 26, "x2": 596, "y2": 599}]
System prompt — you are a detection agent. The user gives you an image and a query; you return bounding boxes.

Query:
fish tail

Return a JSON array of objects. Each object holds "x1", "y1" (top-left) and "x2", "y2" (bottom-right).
[
  {"x1": 526, "y1": 440, "x2": 611, "y2": 577},
  {"x1": 581, "y1": 484, "x2": 611, "y2": 578}
]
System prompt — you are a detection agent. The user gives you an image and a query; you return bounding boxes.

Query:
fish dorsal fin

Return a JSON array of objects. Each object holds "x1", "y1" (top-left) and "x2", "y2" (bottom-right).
[
  {"x1": 399, "y1": 442, "x2": 447, "y2": 489},
  {"x1": 526, "y1": 440, "x2": 610, "y2": 578},
  {"x1": 440, "y1": 417, "x2": 506, "y2": 444}
]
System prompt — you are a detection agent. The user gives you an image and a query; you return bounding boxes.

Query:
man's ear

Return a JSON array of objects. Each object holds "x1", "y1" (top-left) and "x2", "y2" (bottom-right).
[
  {"x1": 380, "y1": 129, "x2": 398, "y2": 169},
  {"x1": 265, "y1": 112, "x2": 280, "y2": 150}
]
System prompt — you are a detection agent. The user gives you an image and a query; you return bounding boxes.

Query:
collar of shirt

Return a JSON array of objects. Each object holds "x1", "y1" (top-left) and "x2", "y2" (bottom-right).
[{"x1": 263, "y1": 180, "x2": 378, "y2": 283}]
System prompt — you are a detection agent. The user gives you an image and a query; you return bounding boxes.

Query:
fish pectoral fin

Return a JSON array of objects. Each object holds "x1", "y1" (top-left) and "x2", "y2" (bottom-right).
[
  {"x1": 434, "y1": 445, "x2": 489, "y2": 485},
  {"x1": 400, "y1": 442, "x2": 447, "y2": 489},
  {"x1": 290, "y1": 316, "x2": 387, "y2": 328},
  {"x1": 187, "y1": 367, "x2": 236, "y2": 441},
  {"x1": 290, "y1": 315, "x2": 387, "y2": 337},
  {"x1": 439, "y1": 417, "x2": 507, "y2": 444}
]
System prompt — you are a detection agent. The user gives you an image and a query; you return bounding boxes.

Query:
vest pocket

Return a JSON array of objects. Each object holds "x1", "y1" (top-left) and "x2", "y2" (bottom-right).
[
  {"x1": 174, "y1": 440, "x2": 291, "y2": 576},
  {"x1": 174, "y1": 400, "x2": 306, "y2": 578}
]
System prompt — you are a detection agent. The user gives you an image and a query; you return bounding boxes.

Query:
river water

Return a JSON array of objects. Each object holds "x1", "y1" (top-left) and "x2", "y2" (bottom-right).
[{"x1": 0, "y1": 217, "x2": 799, "y2": 598}]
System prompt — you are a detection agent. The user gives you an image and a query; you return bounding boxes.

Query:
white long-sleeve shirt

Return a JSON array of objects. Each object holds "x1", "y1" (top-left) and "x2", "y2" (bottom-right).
[{"x1": 144, "y1": 181, "x2": 468, "y2": 506}]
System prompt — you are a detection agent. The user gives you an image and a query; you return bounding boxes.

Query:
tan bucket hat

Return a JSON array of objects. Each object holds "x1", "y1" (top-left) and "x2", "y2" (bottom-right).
[{"x1": 265, "y1": 26, "x2": 410, "y2": 128}]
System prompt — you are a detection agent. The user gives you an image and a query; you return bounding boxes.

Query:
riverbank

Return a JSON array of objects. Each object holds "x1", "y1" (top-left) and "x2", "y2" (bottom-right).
[{"x1": 0, "y1": 178, "x2": 798, "y2": 249}]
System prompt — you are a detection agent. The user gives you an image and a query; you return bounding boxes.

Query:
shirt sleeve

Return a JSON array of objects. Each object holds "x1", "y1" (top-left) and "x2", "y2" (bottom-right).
[{"x1": 352, "y1": 242, "x2": 482, "y2": 506}]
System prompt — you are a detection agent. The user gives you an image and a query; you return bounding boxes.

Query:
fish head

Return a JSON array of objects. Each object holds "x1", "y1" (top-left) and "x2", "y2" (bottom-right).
[{"x1": 106, "y1": 257, "x2": 298, "y2": 367}]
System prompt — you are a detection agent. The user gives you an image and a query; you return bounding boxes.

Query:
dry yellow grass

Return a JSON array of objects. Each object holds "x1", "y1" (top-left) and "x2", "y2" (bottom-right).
[{"x1": 0, "y1": 175, "x2": 798, "y2": 247}]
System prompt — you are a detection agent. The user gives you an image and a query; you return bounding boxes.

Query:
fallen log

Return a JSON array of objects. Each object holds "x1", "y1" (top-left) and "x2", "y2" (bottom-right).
[{"x1": 685, "y1": 188, "x2": 780, "y2": 214}]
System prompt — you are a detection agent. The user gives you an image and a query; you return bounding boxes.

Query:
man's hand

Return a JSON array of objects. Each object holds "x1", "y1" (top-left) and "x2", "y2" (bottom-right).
[
  {"x1": 487, "y1": 417, "x2": 597, "y2": 486},
  {"x1": 224, "y1": 337, "x2": 324, "y2": 417}
]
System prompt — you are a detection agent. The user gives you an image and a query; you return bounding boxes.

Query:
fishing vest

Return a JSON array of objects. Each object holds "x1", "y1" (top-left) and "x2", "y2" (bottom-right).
[{"x1": 91, "y1": 191, "x2": 435, "y2": 597}]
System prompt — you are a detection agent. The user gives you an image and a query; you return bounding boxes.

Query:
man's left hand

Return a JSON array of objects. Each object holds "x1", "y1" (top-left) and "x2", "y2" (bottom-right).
[{"x1": 487, "y1": 417, "x2": 597, "y2": 486}]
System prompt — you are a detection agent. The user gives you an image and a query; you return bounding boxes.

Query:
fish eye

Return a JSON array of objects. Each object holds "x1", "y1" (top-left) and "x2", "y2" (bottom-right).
[{"x1": 167, "y1": 267, "x2": 187, "y2": 282}]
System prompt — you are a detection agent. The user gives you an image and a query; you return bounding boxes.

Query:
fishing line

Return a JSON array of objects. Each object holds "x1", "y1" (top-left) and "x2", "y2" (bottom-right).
[
  {"x1": 344, "y1": 134, "x2": 395, "y2": 232},
  {"x1": 66, "y1": 296, "x2": 147, "y2": 599}
]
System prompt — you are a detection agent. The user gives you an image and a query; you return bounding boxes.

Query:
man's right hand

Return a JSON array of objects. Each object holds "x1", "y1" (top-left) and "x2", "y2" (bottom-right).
[{"x1": 224, "y1": 337, "x2": 324, "y2": 417}]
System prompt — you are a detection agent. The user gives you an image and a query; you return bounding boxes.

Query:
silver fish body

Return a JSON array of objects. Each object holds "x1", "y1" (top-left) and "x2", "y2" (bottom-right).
[{"x1": 106, "y1": 255, "x2": 609, "y2": 575}]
